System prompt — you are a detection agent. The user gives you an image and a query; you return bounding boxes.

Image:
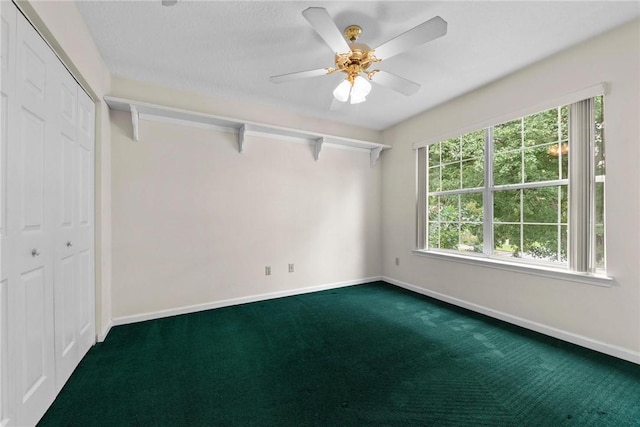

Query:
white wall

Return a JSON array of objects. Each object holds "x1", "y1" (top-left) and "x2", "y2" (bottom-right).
[
  {"x1": 109, "y1": 83, "x2": 382, "y2": 319},
  {"x1": 16, "y1": 0, "x2": 112, "y2": 339},
  {"x1": 382, "y1": 20, "x2": 640, "y2": 361}
]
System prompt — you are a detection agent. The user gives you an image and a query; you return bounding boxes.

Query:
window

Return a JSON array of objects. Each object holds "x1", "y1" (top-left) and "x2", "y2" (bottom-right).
[{"x1": 418, "y1": 96, "x2": 605, "y2": 274}]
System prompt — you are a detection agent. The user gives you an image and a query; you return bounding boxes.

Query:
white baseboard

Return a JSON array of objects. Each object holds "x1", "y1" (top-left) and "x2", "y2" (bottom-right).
[
  {"x1": 96, "y1": 320, "x2": 113, "y2": 343},
  {"x1": 383, "y1": 276, "x2": 640, "y2": 365},
  {"x1": 111, "y1": 276, "x2": 382, "y2": 328}
]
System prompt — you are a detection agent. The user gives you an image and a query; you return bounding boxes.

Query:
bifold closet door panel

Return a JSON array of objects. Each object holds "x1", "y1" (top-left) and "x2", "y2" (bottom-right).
[
  {"x1": 53, "y1": 67, "x2": 80, "y2": 391},
  {"x1": 10, "y1": 10, "x2": 59, "y2": 427},
  {"x1": 1, "y1": 3, "x2": 17, "y2": 426},
  {"x1": 52, "y1": 68, "x2": 96, "y2": 388},
  {"x1": 75, "y1": 88, "x2": 95, "y2": 359}
]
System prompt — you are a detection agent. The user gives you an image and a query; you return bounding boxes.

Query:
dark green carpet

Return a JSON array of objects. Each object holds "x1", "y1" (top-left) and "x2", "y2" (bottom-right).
[{"x1": 39, "y1": 281, "x2": 640, "y2": 426}]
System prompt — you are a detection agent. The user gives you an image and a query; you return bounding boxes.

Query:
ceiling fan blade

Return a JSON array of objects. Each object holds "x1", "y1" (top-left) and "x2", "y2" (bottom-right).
[
  {"x1": 302, "y1": 7, "x2": 351, "y2": 54},
  {"x1": 370, "y1": 70, "x2": 421, "y2": 96},
  {"x1": 270, "y1": 68, "x2": 330, "y2": 83},
  {"x1": 374, "y1": 16, "x2": 447, "y2": 60}
]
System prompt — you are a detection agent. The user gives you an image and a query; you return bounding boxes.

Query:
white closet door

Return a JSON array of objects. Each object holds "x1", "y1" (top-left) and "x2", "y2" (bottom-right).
[
  {"x1": 52, "y1": 67, "x2": 95, "y2": 389},
  {"x1": 53, "y1": 67, "x2": 79, "y2": 390},
  {"x1": 2, "y1": 3, "x2": 96, "y2": 424},
  {"x1": 75, "y1": 88, "x2": 95, "y2": 359},
  {"x1": 10, "y1": 10, "x2": 58, "y2": 427},
  {"x1": 1, "y1": 4, "x2": 17, "y2": 426}
]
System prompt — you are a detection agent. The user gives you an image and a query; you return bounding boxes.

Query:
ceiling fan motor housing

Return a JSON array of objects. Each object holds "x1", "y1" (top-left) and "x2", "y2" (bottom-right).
[{"x1": 335, "y1": 42, "x2": 379, "y2": 82}]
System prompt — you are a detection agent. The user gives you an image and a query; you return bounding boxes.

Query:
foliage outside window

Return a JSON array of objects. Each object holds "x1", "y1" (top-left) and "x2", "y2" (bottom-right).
[{"x1": 425, "y1": 96, "x2": 605, "y2": 272}]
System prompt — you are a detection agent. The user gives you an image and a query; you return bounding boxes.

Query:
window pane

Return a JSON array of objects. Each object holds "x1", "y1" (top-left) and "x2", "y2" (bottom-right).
[
  {"x1": 494, "y1": 119, "x2": 521, "y2": 152},
  {"x1": 561, "y1": 225, "x2": 568, "y2": 262},
  {"x1": 524, "y1": 108, "x2": 559, "y2": 147},
  {"x1": 461, "y1": 193, "x2": 483, "y2": 223},
  {"x1": 559, "y1": 105, "x2": 569, "y2": 178},
  {"x1": 494, "y1": 224, "x2": 521, "y2": 258},
  {"x1": 438, "y1": 193, "x2": 461, "y2": 250},
  {"x1": 523, "y1": 224, "x2": 558, "y2": 261},
  {"x1": 594, "y1": 95, "x2": 605, "y2": 269},
  {"x1": 595, "y1": 182, "x2": 605, "y2": 224},
  {"x1": 428, "y1": 222, "x2": 440, "y2": 249},
  {"x1": 428, "y1": 196, "x2": 439, "y2": 221},
  {"x1": 524, "y1": 145, "x2": 560, "y2": 182},
  {"x1": 595, "y1": 95, "x2": 605, "y2": 176},
  {"x1": 523, "y1": 187, "x2": 559, "y2": 223},
  {"x1": 561, "y1": 146, "x2": 569, "y2": 180},
  {"x1": 494, "y1": 150, "x2": 522, "y2": 185},
  {"x1": 560, "y1": 106, "x2": 568, "y2": 141},
  {"x1": 595, "y1": 224, "x2": 605, "y2": 269},
  {"x1": 440, "y1": 222, "x2": 459, "y2": 250},
  {"x1": 595, "y1": 181, "x2": 605, "y2": 269},
  {"x1": 428, "y1": 166, "x2": 441, "y2": 192},
  {"x1": 461, "y1": 158, "x2": 484, "y2": 189},
  {"x1": 428, "y1": 142, "x2": 441, "y2": 166},
  {"x1": 461, "y1": 223, "x2": 483, "y2": 253},
  {"x1": 440, "y1": 195, "x2": 459, "y2": 222},
  {"x1": 462, "y1": 130, "x2": 485, "y2": 160},
  {"x1": 494, "y1": 189, "x2": 520, "y2": 223},
  {"x1": 441, "y1": 163, "x2": 461, "y2": 191},
  {"x1": 561, "y1": 185, "x2": 568, "y2": 224},
  {"x1": 441, "y1": 137, "x2": 460, "y2": 164}
]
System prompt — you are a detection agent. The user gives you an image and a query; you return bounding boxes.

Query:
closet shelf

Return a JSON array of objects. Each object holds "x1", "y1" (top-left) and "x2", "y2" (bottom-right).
[{"x1": 104, "y1": 96, "x2": 390, "y2": 167}]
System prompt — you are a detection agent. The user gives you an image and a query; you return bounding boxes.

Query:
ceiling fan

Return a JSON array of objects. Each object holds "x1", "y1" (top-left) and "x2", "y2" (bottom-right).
[{"x1": 270, "y1": 7, "x2": 447, "y2": 105}]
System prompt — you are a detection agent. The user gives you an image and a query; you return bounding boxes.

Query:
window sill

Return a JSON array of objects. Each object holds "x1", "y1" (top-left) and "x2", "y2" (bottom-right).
[{"x1": 412, "y1": 249, "x2": 613, "y2": 287}]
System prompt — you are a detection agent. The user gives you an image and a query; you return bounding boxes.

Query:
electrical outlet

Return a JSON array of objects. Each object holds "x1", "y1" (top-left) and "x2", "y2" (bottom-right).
[
  {"x1": 265, "y1": 266, "x2": 271, "y2": 276},
  {"x1": 395, "y1": 257, "x2": 400, "y2": 266},
  {"x1": 288, "y1": 263, "x2": 294, "y2": 273}
]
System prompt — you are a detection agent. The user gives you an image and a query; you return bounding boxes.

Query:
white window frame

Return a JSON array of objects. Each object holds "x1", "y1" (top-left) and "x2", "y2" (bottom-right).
[{"x1": 414, "y1": 84, "x2": 612, "y2": 287}]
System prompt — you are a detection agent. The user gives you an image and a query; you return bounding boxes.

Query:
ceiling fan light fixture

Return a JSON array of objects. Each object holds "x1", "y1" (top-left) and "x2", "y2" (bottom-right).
[
  {"x1": 349, "y1": 76, "x2": 371, "y2": 104},
  {"x1": 352, "y1": 76, "x2": 372, "y2": 98},
  {"x1": 350, "y1": 94, "x2": 367, "y2": 104},
  {"x1": 333, "y1": 80, "x2": 351, "y2": 102},
  {"x1": 334, "y1": 76, "x2": 372, "y2": 104}
]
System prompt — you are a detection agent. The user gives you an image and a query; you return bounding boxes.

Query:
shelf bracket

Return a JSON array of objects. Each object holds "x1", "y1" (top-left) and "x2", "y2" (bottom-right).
[
  {"x1": 238, "y1": 124, "x2": 252, "y2": 153},
  {"x1": 313, "y1": 137, "x2": 324, "y2": 161},
  {"x1": 130, "y1": 105, "x2": 140, "y2": 141},
  {"x1": 370, "y1": 146, "x2": 383, "y2": 167}
]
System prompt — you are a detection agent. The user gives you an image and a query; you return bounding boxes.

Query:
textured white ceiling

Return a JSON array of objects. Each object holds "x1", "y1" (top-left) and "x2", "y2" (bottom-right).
[{"x1": 76, "y1": 1, "x2": 639, "y2": 131}]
